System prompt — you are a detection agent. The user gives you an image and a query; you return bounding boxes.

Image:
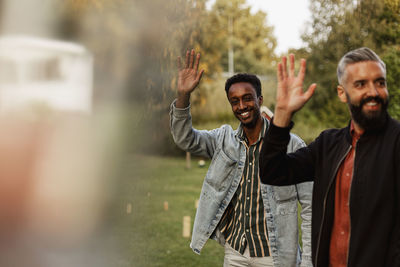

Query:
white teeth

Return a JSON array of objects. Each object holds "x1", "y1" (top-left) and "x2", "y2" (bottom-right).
[
  {"x1": 241, "y1": 112, "x2": 249, "y2": 116},
  {"x1": 366, "y1": 102, "x2": 377, "y2": 106}
]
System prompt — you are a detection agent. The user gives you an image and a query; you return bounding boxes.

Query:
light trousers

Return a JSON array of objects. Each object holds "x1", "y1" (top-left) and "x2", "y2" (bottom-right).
[{"x1": 223, "y1": 243, "x2": 274, "y2": 267}]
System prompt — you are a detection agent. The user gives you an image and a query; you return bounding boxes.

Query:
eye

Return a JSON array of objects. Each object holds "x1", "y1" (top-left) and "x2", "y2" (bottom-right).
[
  {"x1": 243, "y1": 96, "x2": 253, "y2": 102},
  {"x1": 230, "y1": 99, "x2": 239, "y2": 105},
  {"x1": 354, "y1": 81, "x2": 366, "y2": 88},
  {"x1": 375, "y1": 79, "x2": 386, "y2": 87}
]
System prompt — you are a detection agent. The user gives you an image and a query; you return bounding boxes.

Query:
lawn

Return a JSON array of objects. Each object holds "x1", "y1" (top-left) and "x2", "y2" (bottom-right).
[
  {"x1": 109, "y1": 154, "x2": 303, "y2": 266},
  {"x1": 111, "y1": 154, "x2": 224, "y2": 267}
]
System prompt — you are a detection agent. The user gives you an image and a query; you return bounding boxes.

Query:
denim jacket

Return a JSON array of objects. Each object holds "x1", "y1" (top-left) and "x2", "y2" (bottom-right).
[{"x1": 170, "y1": 101, "x2": 313, "y2": 267}]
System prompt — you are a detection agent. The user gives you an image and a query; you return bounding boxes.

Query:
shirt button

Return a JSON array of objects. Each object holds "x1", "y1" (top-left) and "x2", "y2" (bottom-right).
[
  {"x1": 346, "y1": 173, "x2": 350, "y2": 177},
  {"x1": 249, "y1": 162, "x2": 252, "y2": 165},
  {"x1": 247, "y1": 179, "x2": 251, "y2": 182},
  {"x1": 246, "y1": 213, "x2": 249, "y2": 216},
  {"x1": 246, "y1": 197, "x2": 250, "y2": 200},
  {"x1": 246, "y1": 229, "x2": 249, "y2": 232},
  {"x1": 341, "y1": 231, "x2": 345, "y2": 235}
]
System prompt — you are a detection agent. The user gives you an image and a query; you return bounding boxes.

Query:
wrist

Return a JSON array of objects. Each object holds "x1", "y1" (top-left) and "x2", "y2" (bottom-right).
[
  {"x1": 176, "y1": 92, "x2": 190, "y2": 108},
  {"x1": 273, "y1": 108, "x2": 292, "y2": 127}
]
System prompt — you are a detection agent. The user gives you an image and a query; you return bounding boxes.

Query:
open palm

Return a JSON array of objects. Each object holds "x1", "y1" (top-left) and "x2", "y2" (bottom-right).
[
  {"x1": 177, "y1": 49, "x2": 204, "y2": 95},
  {"x1": 276, "y1": 54, "x2": 316, "y2": 114}
]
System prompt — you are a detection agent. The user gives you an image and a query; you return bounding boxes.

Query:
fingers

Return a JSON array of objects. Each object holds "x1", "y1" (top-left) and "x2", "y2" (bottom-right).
[
  {"x1": 279, "y1": 54, "x2": 308, "y2": 83},
  {"x1": 185, "y1": 50, "x2": 190, "y2": 68},
  {"x1": 197, "y1": 69, "x2": 205, "y2": 82},
  {"x1": 304, "y1": 83, "x2": 317, "y2": 101},
  {"x1": 289, "y1": 54, "x2": 295, "y2": 77},
  {"x1": 182, "y1": 49, "x2": 200, "y2": 70},
  {"x1": 194, "y1": 52, "x2": 201, "y2": 72},
  {"x1": 277, "y1": 62, "x2": 283, "y2": 82},
  {"x1": 297, "y1": 58, "x2": 307, "y2": 82},
  {"x1": 281, "y1": 56, "x2": 287, "y2": 78},
  {"x1": 189, "y1": 49, "x2": 195, "y2": 68}
]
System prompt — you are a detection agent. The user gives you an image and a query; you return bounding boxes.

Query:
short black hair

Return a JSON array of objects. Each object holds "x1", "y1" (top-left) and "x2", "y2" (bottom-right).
[{"x1": 225, "y1": 73, "x2": 262, "y2": 97}]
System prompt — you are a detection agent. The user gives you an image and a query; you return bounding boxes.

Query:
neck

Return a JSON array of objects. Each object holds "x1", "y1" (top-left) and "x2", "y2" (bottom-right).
[
  {"x1": 243, "y1": 118, "x2": 263, "y2": 145},
  {"x1": 351, "y1": 120, "x2": 365, "y2": 136}
]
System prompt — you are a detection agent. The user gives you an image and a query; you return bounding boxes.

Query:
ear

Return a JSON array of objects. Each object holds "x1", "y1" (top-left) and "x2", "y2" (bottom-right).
[
  {"x1": 337, "y1": 85, "x2": 347, "y2": 103},
  {"x1": 258, "y1": 95, "x2": 263, "y2": 106}
]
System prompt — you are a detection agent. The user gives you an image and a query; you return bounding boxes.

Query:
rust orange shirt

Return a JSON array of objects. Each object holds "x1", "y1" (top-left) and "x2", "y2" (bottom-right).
[{"x1": 329, "y1": 122, "x2": 363, "y2": 267}]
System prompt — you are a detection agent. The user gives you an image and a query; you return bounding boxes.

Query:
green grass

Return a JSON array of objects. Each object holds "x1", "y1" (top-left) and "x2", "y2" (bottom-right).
[
  {"x1": 110, "y1": 154, "x2": 304, "y2": 266},
  {"x1": 111, "y1": 155, "x2": 224, "y2": 267}
]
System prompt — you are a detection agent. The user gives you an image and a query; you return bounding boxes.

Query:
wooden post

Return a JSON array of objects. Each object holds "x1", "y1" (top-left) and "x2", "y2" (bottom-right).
[
  {"x1": 186, "y1": 151, "x2": 191, "y2": 169},
  {"x1": 183, "y1": 216, "x2": 191, "y2": 237},
  {"x1": 163, "y1": 201, "x2": 169, "y2": 211},
  {"x1": 126, "y1": 203, "x2": 132, "y2": 214}
]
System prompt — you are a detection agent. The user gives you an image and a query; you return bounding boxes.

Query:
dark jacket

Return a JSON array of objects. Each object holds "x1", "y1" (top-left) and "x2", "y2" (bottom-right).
[{"x1": 259, "y1": 115, "x2": 400, "y2": 267}]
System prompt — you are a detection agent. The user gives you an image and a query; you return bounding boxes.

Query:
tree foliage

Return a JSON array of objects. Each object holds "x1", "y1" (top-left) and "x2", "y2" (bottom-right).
[
  {"x1": 59, "y1": 0, "x2": 281, "y2": 154},
  {"x1": 300, "y1": 0, "x2": 400, "y2": 129},
  {"x1": 204, "y1": 0, "x2": 276, "y2": 74},
  {"x1": 59, "y1": 0, "x2": 209, "y2": 154},
  {"x1": 59, "y1": 0, "x2": 400, "y2": 151}
]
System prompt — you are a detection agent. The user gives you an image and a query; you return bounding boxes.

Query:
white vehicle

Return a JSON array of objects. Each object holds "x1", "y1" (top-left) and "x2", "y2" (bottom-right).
[{"x1": 0, "y1": 36, "x2": 93, "y2": 113}]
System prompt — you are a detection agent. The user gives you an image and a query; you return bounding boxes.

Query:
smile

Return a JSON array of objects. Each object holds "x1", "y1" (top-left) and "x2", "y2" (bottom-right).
[
  {"x1": 363, "y1": 100, "x2": 381, "y2": 111},
  {"x1": 365, "y1": 101, "x2": 377, "y2": 106},
  {"x1": 237, "y1": 111, "x2": 252, "y2": 121}
]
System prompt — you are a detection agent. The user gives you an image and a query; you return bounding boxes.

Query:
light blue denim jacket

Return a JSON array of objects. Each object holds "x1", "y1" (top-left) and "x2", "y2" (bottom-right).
[{"x1": 170, "y1": 101, "x2": 313, "y2": 267}]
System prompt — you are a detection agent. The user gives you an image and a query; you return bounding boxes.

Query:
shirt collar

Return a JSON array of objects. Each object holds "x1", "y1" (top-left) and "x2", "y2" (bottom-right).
[
  {"x1": 350, "y1": 120, "x2": 364, "y2": 140},
  {"x1": 237, "y1": 117, "x2": 269, "y2": 144}
]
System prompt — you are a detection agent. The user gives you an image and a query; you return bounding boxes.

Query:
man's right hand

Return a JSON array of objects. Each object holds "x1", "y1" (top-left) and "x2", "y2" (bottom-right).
[
  {"x1": 273, "y1": 54, "x2": 316, "y2": 127},
  {"x1": 176, "y1": 49, "x2": 204, "y2": 108}
]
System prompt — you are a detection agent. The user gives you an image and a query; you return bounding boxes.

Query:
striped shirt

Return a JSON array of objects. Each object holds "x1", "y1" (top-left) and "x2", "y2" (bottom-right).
[{"x1": 219, "y1": 118, "x2": 270, "y2": 257}]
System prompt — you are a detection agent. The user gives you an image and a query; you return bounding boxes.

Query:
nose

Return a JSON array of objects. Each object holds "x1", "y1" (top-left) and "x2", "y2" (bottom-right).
[
  {"x1": 366, "y1": 82, "x2": 379, "y2": 97},
  {"x1": 238, "y1": 100, "x2": 247, "y2": 110}
]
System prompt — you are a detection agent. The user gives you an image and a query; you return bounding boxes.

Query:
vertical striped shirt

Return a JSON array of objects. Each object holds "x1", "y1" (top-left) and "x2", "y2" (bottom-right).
[{"x1": 219, "y1": 118, "x2": 270, "y2": 257}]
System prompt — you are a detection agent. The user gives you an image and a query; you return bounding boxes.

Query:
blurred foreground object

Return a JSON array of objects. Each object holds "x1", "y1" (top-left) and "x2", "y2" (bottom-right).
[
  {"x1": 0, "y1": 114, "x2": 112, "y2": 267},
  {"x1": 0, "y1": 36, "x2": 114, "y2": 267},
  {"x1": 0, "y1": 35, "x2": 93, "y2": 114},
  {"x1": 260, "y1": 106, "x2": 273, "y2": 121}
]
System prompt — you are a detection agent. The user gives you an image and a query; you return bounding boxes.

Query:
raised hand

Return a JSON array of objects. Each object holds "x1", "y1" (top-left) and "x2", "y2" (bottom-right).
[
  {"x1": 273, "y1": 54, "x2": 316, "y2": 127},
  {"x1": 176, "y1": 49, "x2": 204, "y2": 108}
]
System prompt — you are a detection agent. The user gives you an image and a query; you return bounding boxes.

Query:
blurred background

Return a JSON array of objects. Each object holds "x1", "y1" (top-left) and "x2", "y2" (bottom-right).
[{"x1": 0, "y1": 0, "x2": 398, "y2": 266}]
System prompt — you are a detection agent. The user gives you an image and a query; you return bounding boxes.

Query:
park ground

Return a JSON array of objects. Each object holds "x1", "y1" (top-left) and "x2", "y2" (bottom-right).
[
  {"x1": 109, "y1": 154, "x2": 303, "y2": 267},
  {"x1": 111, "y1": 155, "x2": 224, "y2": 267}
]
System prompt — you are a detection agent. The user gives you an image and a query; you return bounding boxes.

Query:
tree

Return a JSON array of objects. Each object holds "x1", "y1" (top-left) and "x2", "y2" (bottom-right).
[
  {"x1": 383, "y1": 46, "x2": 400, "y2": 120},
  {"x1": 300, "y1": 0, "x2": 400, "y2": 129},
  {"x1": 205, "y1": 0, "x2": 277, "y2": 75},
  {"x1": 59, "y1": 0, "x2": 210, "y2": 154},
  {"x1": 59, "y1": 0, "x2": 282, "y2": 154}
]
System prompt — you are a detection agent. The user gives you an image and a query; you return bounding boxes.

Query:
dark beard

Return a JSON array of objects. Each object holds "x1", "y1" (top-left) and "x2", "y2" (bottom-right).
[
  {"x1": 241, "y1": 111, "x2": 261, "y2": 129},
  {"x1": 348, "y1": 96, "x2": 389, "y2": 131}
]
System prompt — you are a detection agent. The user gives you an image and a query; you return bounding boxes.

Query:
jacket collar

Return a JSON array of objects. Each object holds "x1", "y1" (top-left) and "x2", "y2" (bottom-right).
[
  {"x1": 236, "y1": 116, "x2": 269, "y2": 144},
  {"x1": 345, "y1": 113, "x2": 390, "y2": 143}
]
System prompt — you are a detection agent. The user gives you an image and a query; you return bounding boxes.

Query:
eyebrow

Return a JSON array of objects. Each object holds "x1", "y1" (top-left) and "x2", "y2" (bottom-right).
[
  {"x1": 242, "y1": 94, "x2": 254, "y2": 97},
  {"x1": 229, "y1": 93, "x2": 253, "y2": 99},
  {"x1": 374, "y1": 77, "x2": 386, "y2": 82},
  {"x1": 353, "y1": 79, "x2": 367, "y2": 84},
  {"x1": 353, "y1": 76, "x2": 386, "y2": 84}
]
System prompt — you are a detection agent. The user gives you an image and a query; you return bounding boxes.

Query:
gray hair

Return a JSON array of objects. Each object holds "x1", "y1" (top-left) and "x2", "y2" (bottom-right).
[{"x1": 337, "y1": 47, "x2": 386, "y2": 85}]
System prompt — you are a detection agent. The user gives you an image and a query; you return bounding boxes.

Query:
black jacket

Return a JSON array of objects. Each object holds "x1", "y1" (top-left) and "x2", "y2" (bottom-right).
[{"x1": 260, "y1": 115, "x2": 400, "y2": 267}]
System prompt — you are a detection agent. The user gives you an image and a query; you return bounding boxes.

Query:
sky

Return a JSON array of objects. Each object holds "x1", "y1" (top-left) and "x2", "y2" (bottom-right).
[{"x1": 207, "y1": 0, "x2": 312, "y2": 54}]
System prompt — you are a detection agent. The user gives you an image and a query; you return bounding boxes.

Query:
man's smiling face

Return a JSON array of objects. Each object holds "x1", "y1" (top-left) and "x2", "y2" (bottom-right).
[
  {"x1": 337, "y1": 60, "x2": 389, "y2": 130},
  {"x1": 227, "y1": 82, "x2": 263, "y2": 129}
]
